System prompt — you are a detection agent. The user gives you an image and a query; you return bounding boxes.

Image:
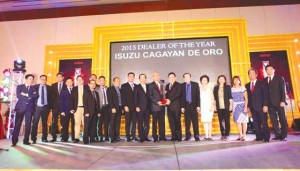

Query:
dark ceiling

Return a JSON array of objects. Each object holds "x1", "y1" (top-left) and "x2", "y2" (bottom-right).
[{"x1": 0, "y1": 0, "x2": 299, "y2": 21}]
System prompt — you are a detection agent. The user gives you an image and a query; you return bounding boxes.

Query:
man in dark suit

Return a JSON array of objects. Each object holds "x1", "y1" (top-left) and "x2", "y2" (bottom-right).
[
  {"x1": 31, "y1": 75, "x2": 52, "y2": 143},
  {"x1": 59, "y1": 77, "x2": 75, "y2": 142},
  {"x1": 246, "y1": 68, "x2": 270, "y2": 142},
  {"x1": 12, "y1": 74, "x2": 39, "y2": 146},
  {"x1": 264, "y1": 65, "x2": 288, "y2": 141},
  {"x1": 95, "y1": 76, "x2": 110, "y2": 142},
  {"x1": 165, "y1": 72, "x2": 182, "y2": 142},
  {"x1": 148, "y1": 71, "x2": 166, "y2": 142},
  {"x1": 50, "y1": 72, "x2": 66, "y2": 142},
  {"x1": 83, "y1": 80, "x2": 100, "y2": 144},
  {"x1": 181, "y1": 73, "x2": 200, "y2": 141},
  {"x1": 107, "y1": 77, "x2": 123, "y2": 143},
  {"x1": 70, "y1": 75, "x2": 86, "y2": 143},
  {"x1": 134, "y1": 74, "x2": 151, "y2": 142},
  {"x1": 121, "y1": 72, "x2": 138, "y2": 142}
]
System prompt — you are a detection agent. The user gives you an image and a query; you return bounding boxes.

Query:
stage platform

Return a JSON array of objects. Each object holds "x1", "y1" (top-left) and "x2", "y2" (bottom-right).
[{"x1": 0, "y1": 134, "x2": 300, "y2": 170}]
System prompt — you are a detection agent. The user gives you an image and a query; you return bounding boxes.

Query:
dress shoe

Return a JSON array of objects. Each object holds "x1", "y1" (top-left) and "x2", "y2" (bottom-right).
[
  {"x1": 208, "y1": 138, "x2": 213, "y2": 141},
  {"x1": 280, "y1": 137, "x2": 287, "y2": 141},
  {"x1": 177, "y1": 138, "x2": 182, "y2": 142},
  {"x1": 144, "y1": 138, "x2": 151, "y2": 141},
  {"x1": 171, "y1": 138, "x2": 177, "y2": 141},
  {"x1": 61, "y1": 139, "x2": 68, "y2": 142},
  {"x1": 23, "y1": 142, "x2": 31, "y2": 145},
  {"x1": 90, "y1": 138, "x2": 96, "y2": 143},
  {"x1": 104, "y1": 138, "x2": 109, "y2": 141},
  {"x1": 203, "y1": 138, "x2": 208, "y2": 141},
  {"x1": 160, "y1": 138, "x2": 167, "y2": 141},
  {"x1": 153, "y1": 138, "x2": 159, "y2": 142},
  {"x1": 263, "y1": 139, "x2": 270, "y2": 143},
  {"x1": 126, "y1": 138, "x2": 132, "y2": 142},
  {"x1": 11, "y1": 144, "x2": 17, "y2": 147},
  {"x1": 134, "y1": 137, "x2": 140, "y2": 141},
  {"x1": 272, "y1": 137, "x2": 281, "y2": 140},
  {"x1": 50, "y1": 139, "x2": 56, "y2": 142},
  {"x1": 32, "y1": 141, "x2": 37, "y2": 144},
  {"x1": 139, "y1": 139, "x2": 144, "y2": 143},
  {"x1": 42, "y1": 140, "x2": 48, "y2": 143},
  {"x1": 184, "y1": 137, "x2": 191, "y2": 141},
  {"x1": 73, "y1": 139, "x2": 79, "y2": 143},
  {"x1": 254, "y1": 138, "x2": 263, "y2": 141},
  {"x1": 108, "y1": 139, "x2": 115, "y2": 143},
  {"x1": 195, "y1": 137, "x2": 200, "y2": 141}
]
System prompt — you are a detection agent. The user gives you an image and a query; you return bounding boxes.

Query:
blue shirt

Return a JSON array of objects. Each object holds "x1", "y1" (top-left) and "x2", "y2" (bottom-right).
[{"x1": 37, "y1": 85, "x2": 48, "y2": 106}]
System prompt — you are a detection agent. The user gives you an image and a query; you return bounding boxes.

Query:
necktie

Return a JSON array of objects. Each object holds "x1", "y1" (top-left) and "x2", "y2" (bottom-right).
[
  {"x1": 41, "y1": 86, "x2": 45, "y2": 105},
  {"x1": 103, "y1": 88, "x2": 107, "y2": 105},
  {"x1": 251, "y1": 82, "x2": 255, "y2": 93},
  {"x1": 186, "y1": 84, "x2": 192, "y2": 103},
  {"x1": 156, "y1": 82, "x2": 160, "y2": 92},
  {"x1": 169, "y1": 83, "x2": 173, "y2": 90},
  {"x1": 69, "y1": 88, "x2": 72, "y2": 94},
  {"x1": 92, "y1": 91, "x2": 97, "y2": 102},
  {"x1": 59, "y1": 83, "x2": 62, "y2": 94},
  {"x1": 27, "y1": 86, "x2": 30, "y2": 91},
  {"x1": 130, "y1": 83, "x2": 134, "y2": 91},
  {"x1": 268, "y1": 77, "x2": 272, "y2": 84}
]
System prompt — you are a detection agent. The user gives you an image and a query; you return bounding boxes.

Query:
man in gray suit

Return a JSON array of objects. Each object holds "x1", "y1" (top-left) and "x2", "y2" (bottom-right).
[{"x1": 95, "y1": 76, "x2": 110, "y2": 142}]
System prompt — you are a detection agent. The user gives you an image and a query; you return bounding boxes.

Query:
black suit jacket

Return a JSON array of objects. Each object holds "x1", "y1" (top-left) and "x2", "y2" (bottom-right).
[
  {"x1": 246, "y1": 80, "x2": 269, "y2": 112},
  {"x1": 264, "y1": 75, "x2": 286, "y2": 107},
  {"x1": 134, "y1": 84, "x2": 150, "y2": 111},
  {"x1": 181, "y1": 81, "x2": 200, "y2": 109},
  {"x1": 59, "y1": 87, "x2": 72, "y2": 115},
  {"x1": 148, "y1": 81, "x2": 164, "y2": 112},
  {"x1": 70, "y1": 85, "x2": 88, "y2": 113},
  {"x1": 83, "y1": 89, "x2": 100, "y2": 116},
  {"x1": 15, "y1": 84, "x2": 39, "y2": 113},
  {"x1": 107, "y1": 86, "x2": 122, "y2": 110},
  {"x1": 51, "y1": 82, "x2": 66, "y2": 111},
  {"x1": 166, "y1": 81, "x2": 181, "y2": 111},
  {"x1": 35, "y1": 84, "x2": 52, "y2": 107},
  {"x1": 213, "y1": 84, "x2": 232, "y2": 110},
  {"x1": 121, "y1": 82, "x2": 136, "y2": 110}
]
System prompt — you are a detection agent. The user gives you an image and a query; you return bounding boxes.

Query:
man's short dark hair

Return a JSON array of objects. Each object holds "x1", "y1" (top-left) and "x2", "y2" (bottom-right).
[
  {"x1": 65, "y1": 77, "x2": 73, "y2": 82},
  {"x1": 25, "y1": 74, "x2": 34, "y2": 80},
  {"x1": 99, "y1": 76, "x2": 106, "y2": 80},
  {"x1": 168, "y1": 72, "x2": 176, "y2": 77},
  {"x1": 200, "y1": 75, "x2": 209, "y2": 83},
  {"x1": 89, "y1": 79, "x2": 96, "y2": 84},
  {"x1": 128, "y1": 72, "x2": 135, "y2": 77},
  {"x1": 76, "y1": 75, "x2": 83, "y2": 80},
  {"x1": 248, "y1": 68, "x2": 258, "y2": 75},
  {"x1": 90, "y1": 74, "x2": 97, "y2": 78},
  {"x1": 183, "y1": 73, "x2": 191, "y2": 78},
  {"x1": 139, "y1": 74, "x2": 147, "y2": 79},
  {"x1": 56, "y1": 72, "x2": 64, "y2": 77},
  {"x1": 265, "y1": 64, "x2": 274, "y2": 71},
  {"x1": 40, "y1": 75, "x2": 47, "y2": 80},
  {"x1": 113, "y1": 77, "x2": 120, "y2": 82}
]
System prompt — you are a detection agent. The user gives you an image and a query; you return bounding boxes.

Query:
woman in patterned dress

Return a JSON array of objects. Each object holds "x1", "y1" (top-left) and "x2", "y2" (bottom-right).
[{"x1": 231, "y1": 76, "x2": 248, "y2": 141}]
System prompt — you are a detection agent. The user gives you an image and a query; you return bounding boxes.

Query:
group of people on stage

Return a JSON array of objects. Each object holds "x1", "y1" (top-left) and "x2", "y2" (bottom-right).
[{"x1": 11, "y1": 64, "x2": 288, "y2": 146}]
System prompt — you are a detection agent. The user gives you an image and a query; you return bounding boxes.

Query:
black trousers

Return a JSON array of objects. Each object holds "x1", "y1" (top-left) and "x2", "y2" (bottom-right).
[
  {"x1": 125, "y1": 110, "x2": 137, "y2": 139},
  {"x1": 268, "y1": 105, "x2": 288, "y2": 139},
  {"x1": 137, "y1": 109, "x2": 150, "y2": 140},
  {"x1": 167, "y1": 109, "x2": 182, "y2": 140},
  {"x1": 12, "y1": 110, "x2": 33, "y2": 144},
  {"x1": 251, "y1": 109, "x2": 270, "y2": 140},
  {"x1": 83, "y1": 113, "x2": 97, "y2": 143},
  {"x1": 151, "y1": 110, "x2": 165, "y2": 140},
  {"x1": 109, "y1": 106, "x2": 122, "y2": 141},
  {"x1": 51, "y1": 108, "x2": 60, "y2": 140},
  {"x1": 61, "y1": 113, "x2": 75, "y2": 141},
  {"x1": 98, "y1": 106, "x2": 110, "y2": 139},
  {"x1": 217, "y1": 109, "x2": 230, "y2": 136},
  {"x1": 31, "y1": 106, "x2": 50, "y2": 142},
  {"x1": 184, "y1": 104, "x2": 199, "y2": 138}
]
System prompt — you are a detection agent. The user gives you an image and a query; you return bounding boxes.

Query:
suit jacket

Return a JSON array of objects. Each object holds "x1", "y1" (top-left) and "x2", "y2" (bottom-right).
[
  {"x1": 165, "y1": 81, "x2": 181, "y2": 111},
  {"x1": 59, "y1": 87, "x2": 72, "y2": 115},
  {"x1": 246, "y1": 80, "x2": 269, "y2": 112},
  {"x1": 83, "y1": 89, "x2": 100, "y2": 116},
  {"x1": 181, "y1": 81, "x2": 200, "y2": 109},
  {"x1": 264, "y1": 75, "x2": 286, "y2": 107},
  {"x1": 213, "y1": 84, "x2": 232, "y2": 110},
  {"x1": 121, "y1": 82, "x2": 136, "y2": 110},
  {"x1": 95, "y1": 86, "x2": 108, "y2": 109},
  {"x1": 51, "y1": 82, "x2": 66, "y2": 111},
  {"x1": 70, "y1": 85, "x2": 87, "y2": 113},
  {"x1": 15, "y1": 84, "x2": 39, "y2": 113},
  {"x1": 134, "y1": 84, "x2": 150, "y2": 111},
  {"x1": 148, "y1": 81, "x2": 164, "y2": 112},
  {"x1": 35, "y1": 84, "x2": 52, "y2": 107},
  {"x1": 107, "y1": 86, "x2": 122, "y2": 110}
]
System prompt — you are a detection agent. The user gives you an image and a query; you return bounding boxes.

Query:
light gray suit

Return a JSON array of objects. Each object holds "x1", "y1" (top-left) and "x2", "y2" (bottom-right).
[{"x1": 95, "y1": 86, "x2": 110, "y2": 140}]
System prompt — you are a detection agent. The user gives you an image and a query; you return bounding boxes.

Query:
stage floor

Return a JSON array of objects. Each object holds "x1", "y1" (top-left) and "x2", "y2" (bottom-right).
[{"x1": 0, "y1": 134, "x2": 300, "y2": 170}]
